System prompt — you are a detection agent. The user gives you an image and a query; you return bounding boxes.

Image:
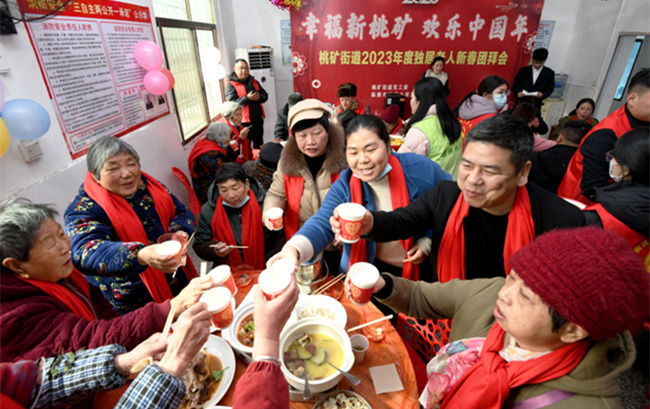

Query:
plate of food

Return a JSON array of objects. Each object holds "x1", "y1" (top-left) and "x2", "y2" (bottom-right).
[
  {"x1": 312, "y1": 390, "x2": 372, "y2": 409},
  {"x1": 177, "y1": 335, "x2": 235, "y2": 409},
  {"x1": 294, "y1": 294, "x2": 347, "y2": 328}
]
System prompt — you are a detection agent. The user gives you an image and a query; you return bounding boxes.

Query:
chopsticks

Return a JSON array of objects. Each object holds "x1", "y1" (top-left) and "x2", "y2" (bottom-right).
[
  {"x1": 200, "y1": 261, "x2": 208, "y2": 277},
  {"x1": 161, "y1": 300, "x2": 178, "y2": 342},
  {"x1": 209, "y1": 244, "x2": 249, "y2": 249},
  {"x1": 312, "y1": 273, "x2": 346, "y2": 296},
  {"x1": 347, "y1": 314, "x2": 393, "y2": 333}
]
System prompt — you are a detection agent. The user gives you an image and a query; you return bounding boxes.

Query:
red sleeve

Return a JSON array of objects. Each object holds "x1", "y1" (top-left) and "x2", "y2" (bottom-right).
[{"x1": 231, "y1": 362, "x2": 289, "y2": 409}]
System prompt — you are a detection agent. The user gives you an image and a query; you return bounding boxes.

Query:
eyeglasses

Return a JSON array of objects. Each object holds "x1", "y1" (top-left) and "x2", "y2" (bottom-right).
[{"x1": 605, "y1": 151, "x2": 615, "y2": 162}]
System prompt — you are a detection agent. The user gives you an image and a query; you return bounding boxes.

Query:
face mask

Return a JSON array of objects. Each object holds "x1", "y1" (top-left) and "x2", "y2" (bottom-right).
[
  {"x1": 493, "y1": 94, "x2": 507, "y2": 110},
  {"x1": 608, "y1": 161, "x2": 623, "y2": 182},
  {"x1": 222, "y1": 194, "x2": 250, "y2": 208}
]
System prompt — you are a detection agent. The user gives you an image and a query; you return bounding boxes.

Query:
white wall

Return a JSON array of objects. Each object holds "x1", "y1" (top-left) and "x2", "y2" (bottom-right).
[{"x1": 541, "y1": 0, "x2": 650, "y2": 116}]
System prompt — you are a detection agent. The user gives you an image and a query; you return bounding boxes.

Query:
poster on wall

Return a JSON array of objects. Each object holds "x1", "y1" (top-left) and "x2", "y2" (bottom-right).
[
  {"x1": 291, "y1": 0, "x2": 545, "y2": 114},
  {"x1": 23, "y1": 0, "x2": 169, "y2": 159}
]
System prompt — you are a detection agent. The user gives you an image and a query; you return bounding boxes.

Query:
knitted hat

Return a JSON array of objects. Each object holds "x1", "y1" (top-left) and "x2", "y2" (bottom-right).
[
  {"x1": 258, "y1": 142, "x2": 283, "y2": 170},
  {"x1": 288, "y1": 99, "x2": 331, "y2": 130},
  {"x1": 336, "y1": 82, "x2": 357, "y2": 98},
  {"x1": 510, "y1": 227, "x2": 649, "y2": 341},
  {"x1": 380, "y1": 105, "x2": 401, "y2": 123}
]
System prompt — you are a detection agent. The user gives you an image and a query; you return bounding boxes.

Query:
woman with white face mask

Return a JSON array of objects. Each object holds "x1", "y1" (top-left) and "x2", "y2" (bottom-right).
[
  {"x1": 454, "y1": 75, "x2": 509, "y2": 137},
  {"x1": 584, "y1": 127, "x2": 649, "y2": 264}
]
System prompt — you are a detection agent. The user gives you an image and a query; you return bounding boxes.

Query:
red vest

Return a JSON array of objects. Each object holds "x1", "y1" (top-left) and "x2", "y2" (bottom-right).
[
  {"x1": 335, "y1": 102, "x2": 366, "y2": 116},
  {"x1": 586, "y1": 203, "x2": 649, "y2": 269},
  {"x1": 558, "y1": 106, "x2": 632, "y2": 202},
  {"x1": 229, "y1": 79, "x2": 265, "y2": 122},
  {"x1": 459, "y1": 113, "x2": 495, "y2": 140}
]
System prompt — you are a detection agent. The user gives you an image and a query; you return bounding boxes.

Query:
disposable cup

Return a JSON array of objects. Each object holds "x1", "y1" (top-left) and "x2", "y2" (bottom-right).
[
  {"x1": 362, "y1": 308, "x2": 388, "y2": 342},
  {"x1": 258, "y1": 267, "x2": 292, "y2": 300},
  {"x1": 208, "y1": 265, "x2": 237, "y2": 295},
  {"x1": 155, "y1": 240, "x2": 182, "y2": 265},
  {"x1": 230, "y1": 139, "x2": 239, "y2": 151},
  {"x1": 266, "y1": 207, "x2": 284, "y2": 230},
  {"x1": 348, "y1": 262, "x2": 379, "y2": 305},
  {"x1": 336, "y1": 203, "x2": 366, "y2": 243},
  {"x1": 199, "y1": 286, "x2": 233, "y2": 329},
  {"x1": 270, "y1": 258, "x2": 296, "y2": 275},
  {"x1": 350, "y1": 334, "x2": 369, "y2": 363}
]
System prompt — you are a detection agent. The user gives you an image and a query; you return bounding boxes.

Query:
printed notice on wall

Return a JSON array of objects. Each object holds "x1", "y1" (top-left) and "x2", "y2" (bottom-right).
[{"x1": 23, "y1": 0, "x2": 169, "y2": 159}]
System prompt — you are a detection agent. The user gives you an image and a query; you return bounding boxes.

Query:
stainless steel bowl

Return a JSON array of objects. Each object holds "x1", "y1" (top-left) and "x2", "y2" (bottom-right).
[
  {"x1": 296, "y1": 270, "x2": 329, "y2": 294},
  {"x1": 312, "y1": 390, "x2": 372, "y2": 408},
  {"x1": 297, "y1": 253, "x2": 324, "y2": 283}
]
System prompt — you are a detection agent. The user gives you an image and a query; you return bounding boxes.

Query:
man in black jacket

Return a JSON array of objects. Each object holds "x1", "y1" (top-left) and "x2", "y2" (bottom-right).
[{"x1": 512, "y1": 48, "x2": 555, "y2": 111}]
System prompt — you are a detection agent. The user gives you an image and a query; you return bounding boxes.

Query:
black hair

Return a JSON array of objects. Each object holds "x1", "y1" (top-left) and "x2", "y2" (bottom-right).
[
  {"x1": 612, "y1": 127, "x2": 650, "y2": 185},
  {"x1": 336, "y1": 82, "x2": 357, "y2": 98},
  {"x1": 559, "y1": 120, "x2": 592, "y2": 145},
  {"x1": 465, "y1": 114, "x2": 534, "y2": 171},
  {"x1": 430, "y1": 56, "x2": 445, "y2": 68},
  {"x1": 344, "y1": 114, "x2": 390, "y2": 147},
  {"x1": 336, "y1": 110, "x2": 358, "y2": 129},
  {"x1": 214, "y1": 162, "x2": 247, "y2": 185},
  {"x1": 234, "y1": 58, "x2": 248, "y2": 66},
  {"x1": 532, "y1": 48, "x2": 548, "y2": 61},
  {"x1": 629, "y1": 68, "x2": 650, "y2": 95},
  {"x1": 549, "y1": 306, "x2": 569, "y2": 333},
  {"x1": 291, "y1": 113, "x2": 330, "y2": 134},
  {"x1": 406, "y1": 77, "x2": 461, "y2": 145},
  {"x1": 510, "y1": 102, "x2": 538, "y2": 124},
  {"x1": 453, "y1": 75, "x2": 508, "y2": 116},
  {"x1": 568, "y1": 98, "x2": 596, "y2": 116}
]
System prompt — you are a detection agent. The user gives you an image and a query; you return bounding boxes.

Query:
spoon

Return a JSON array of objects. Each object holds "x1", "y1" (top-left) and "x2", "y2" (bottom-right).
[
  {"x1": 325, "y1": 360, "x2": 361, "y2": 385},
  {"x1": 302, "y1": 359, "x2": 311, "y2": 400}
]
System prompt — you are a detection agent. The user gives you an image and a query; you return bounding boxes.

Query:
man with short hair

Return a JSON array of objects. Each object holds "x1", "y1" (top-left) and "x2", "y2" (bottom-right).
[
  {"x1": 528, "y1": 120, "x2": 592, "y2": 193},
  {"x1": 353, "y1": 227, "x2": 648, "y2": 408},
  {"x1": 333, "y1": 114, "x2": 585, "y2": 282},
  {"x1": 559, "y1": 68, "x2": 650, "y2": 202},
  {"x1": 512, "y1": 48, "x2": 555, "y2": 111},
  {"x1": 193, "y1": 163, "x2": 278, "y2": 269},
  {"x1": 225, "y1": 59, "x2": 268, "y2": 149}
]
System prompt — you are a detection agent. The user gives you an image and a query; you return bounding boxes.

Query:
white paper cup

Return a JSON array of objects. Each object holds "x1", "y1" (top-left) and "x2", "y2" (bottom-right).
[
  {"x1": 336, "y1": 203, "x2": 366, "y2": 243},
  {"x1": 271, "y1": 258, "x2": 297, "y2": 275},
  {"x1": 350, "y1": 334, "x2": 369, "y2": 363},
  {"x1": 208, "y1": 265, "x2": 237, "y2": 295},
  {"x1": 258, "y1": 267, "x2": 292, "y2": 300},
  {"x1": 266, "y1": 207, "x2": 284, "y2": 230},
  {"x1": 155, "y1": 240, "x2": 182, "y2": 264},
  {"x1": 348, "y1": 262, "x2": 380, "y2": 305},
  {"x1": 199, "y1": 286, "x2": 233, "y2": 328}
]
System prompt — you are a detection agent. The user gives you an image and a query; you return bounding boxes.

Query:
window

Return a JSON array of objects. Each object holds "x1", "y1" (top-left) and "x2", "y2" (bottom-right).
[{"x1": 154, "y1": 0, "x2": 224, "y2": 142}]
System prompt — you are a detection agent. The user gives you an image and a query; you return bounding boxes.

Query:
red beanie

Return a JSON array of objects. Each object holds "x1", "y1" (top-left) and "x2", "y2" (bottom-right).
[
  {"x1": 510, "y1": 227, "x2": 649, "y2": 340},
  {"x1": 380, "y1": 104, "x2": 401, "y2": 123}
]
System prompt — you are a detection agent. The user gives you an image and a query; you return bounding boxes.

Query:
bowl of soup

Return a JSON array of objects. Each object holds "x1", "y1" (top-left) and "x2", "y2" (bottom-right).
[
  {"x1": 229, "y1": 302, "x2": 255, "y2": 354},
  {"x1": 279, "y1": 317, "x2": 353, "y2": 393}
]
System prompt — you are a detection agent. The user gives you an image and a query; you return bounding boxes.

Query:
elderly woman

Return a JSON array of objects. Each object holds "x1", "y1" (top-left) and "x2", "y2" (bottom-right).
[
  {"x1": 269, "y1": 115, "x2": 451, "y2": 280},
  {"x1": 218, "y1": 101, "x2": 253, "y2": 164},
  {"x1": 263, "y1": 99, "x2": 347, "y2": 270},
  {"x1": 64, "y1": 136, "x2": 198, "y2": 315},
  {"x1": 0, "y1": 198, "x2": 213, "y2": 362},
  {"x1": 188, "y1": 121, "x2": 234, "y2": 204}
]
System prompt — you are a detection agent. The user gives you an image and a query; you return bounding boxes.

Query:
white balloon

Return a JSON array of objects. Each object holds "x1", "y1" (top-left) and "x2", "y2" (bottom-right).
[
  {"x1": 204, "y1": 47, "x2": 221, "y2": 64},
  {"x1": 215, "y1": 64, "x2": 226, "y2": 80}
]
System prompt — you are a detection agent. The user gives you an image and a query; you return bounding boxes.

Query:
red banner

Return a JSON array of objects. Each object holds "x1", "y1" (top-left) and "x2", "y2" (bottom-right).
[{"x1": 291, "y1": 0, "x2": 545, "y2": 114}]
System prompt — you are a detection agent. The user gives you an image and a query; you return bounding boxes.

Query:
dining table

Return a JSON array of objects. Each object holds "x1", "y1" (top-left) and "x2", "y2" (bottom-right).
[{"x1": 217, "y1": 271, "x2": 420, "y2": 409}]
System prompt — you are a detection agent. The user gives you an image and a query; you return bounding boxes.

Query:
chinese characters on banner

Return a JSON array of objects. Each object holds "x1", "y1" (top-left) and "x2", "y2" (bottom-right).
[
  {"x1": 291, "y1": 0, "x2": 545, "y2": 113},
  {"x1": 23, "y1": 0, "x2": 169, "y2": 159}
]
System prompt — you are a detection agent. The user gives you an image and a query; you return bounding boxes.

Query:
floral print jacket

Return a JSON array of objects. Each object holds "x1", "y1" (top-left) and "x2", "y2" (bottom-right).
[{"x1": 64, "y1": 175, "x2": 194, "y2": 315}]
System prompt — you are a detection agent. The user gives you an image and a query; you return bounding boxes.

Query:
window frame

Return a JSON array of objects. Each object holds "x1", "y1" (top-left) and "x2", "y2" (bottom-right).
[{"x1": 156, "y1": 17, "x2": 225, "y2": 144}]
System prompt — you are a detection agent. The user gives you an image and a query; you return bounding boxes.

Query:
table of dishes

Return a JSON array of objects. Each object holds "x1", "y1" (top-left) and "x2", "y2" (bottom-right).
[{"x1": 216, "y1": 271, "x2": 419, "y2": 409}]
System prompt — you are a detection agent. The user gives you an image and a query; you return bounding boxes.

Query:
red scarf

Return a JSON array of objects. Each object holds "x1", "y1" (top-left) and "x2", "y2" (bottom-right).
[
  {"x1": 210, "y1": 189, "x2": 265, "y2": 269},
  {"x1": 571, "y1": 114, "x2": 593, "y2": 125},
  {"x1": 283, "y1": 172, "x2": 340, "y2": 240},
  {"x1": 84, "y1": 171, "x2": 197, "y2": 303},
  {"x1": 437, "y1": 186, "x2": 534, "y2": 282},
  {"x1": 348, "y1": 155, "x2": 419, "y2": 280},
  {"x1": 18, "y1": 269, "x2": 95, "y2": 321},
  {"x1": 440, "y1": 324, "x2": 588, "y2": 409},
  {"x1": 217, "y1": 117, "x2": 252, "y2": 162},
  {"x1": 187, "y1": 137, "x2": 227, "y2": 180}
]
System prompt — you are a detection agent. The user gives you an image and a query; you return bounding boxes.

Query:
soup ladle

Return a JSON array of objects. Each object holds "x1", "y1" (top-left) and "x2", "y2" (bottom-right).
[
  {"x1": 302, "y1": 359, "x2": 312, "y2": 400},
  {"x1": 325, "y1": 359, "x2": 361, "y2": 386}
]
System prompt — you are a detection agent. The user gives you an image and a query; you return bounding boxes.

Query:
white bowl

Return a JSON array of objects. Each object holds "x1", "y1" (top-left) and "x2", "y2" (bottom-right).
[
  {"x1": 279, "y1": 318, "x2": 353, "y2": 393},
  {"x1": 225, "y1": 302, "x2": 255, "y2": 354},
  {"x1": 294, "y1": 294, "x2": 347, "y2": 328}
]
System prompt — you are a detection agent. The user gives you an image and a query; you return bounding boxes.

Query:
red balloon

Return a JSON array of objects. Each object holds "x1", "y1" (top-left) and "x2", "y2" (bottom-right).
[{"x1": 160, "y1": 68, "x2": 176, "y2": 90}]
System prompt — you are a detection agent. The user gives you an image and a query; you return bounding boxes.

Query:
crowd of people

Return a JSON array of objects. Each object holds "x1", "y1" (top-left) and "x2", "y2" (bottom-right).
[{"x1": 0, "y1": 53, "x2": 648, "y2": 409}]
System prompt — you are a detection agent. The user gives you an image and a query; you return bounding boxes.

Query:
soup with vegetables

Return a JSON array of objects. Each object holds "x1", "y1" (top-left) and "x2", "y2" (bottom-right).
[
  {"x1": 284, "y1": 333, "x2": 344, "y2": 380},
  {"x1": 237, "y1": 313, "x2": 255, "y2": 347}
]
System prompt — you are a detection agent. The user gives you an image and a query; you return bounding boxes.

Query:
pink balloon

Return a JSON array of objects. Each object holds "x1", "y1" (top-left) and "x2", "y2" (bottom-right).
[
  {"x1": 143, "y1": 70, "x2": 170, "y2": 95},
  {"x1": 160, "y1": 68, "x2": 175, "y2": 90},
  {"x1": 134, "y1": 40, "x2": 163, "y2": 71}
]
